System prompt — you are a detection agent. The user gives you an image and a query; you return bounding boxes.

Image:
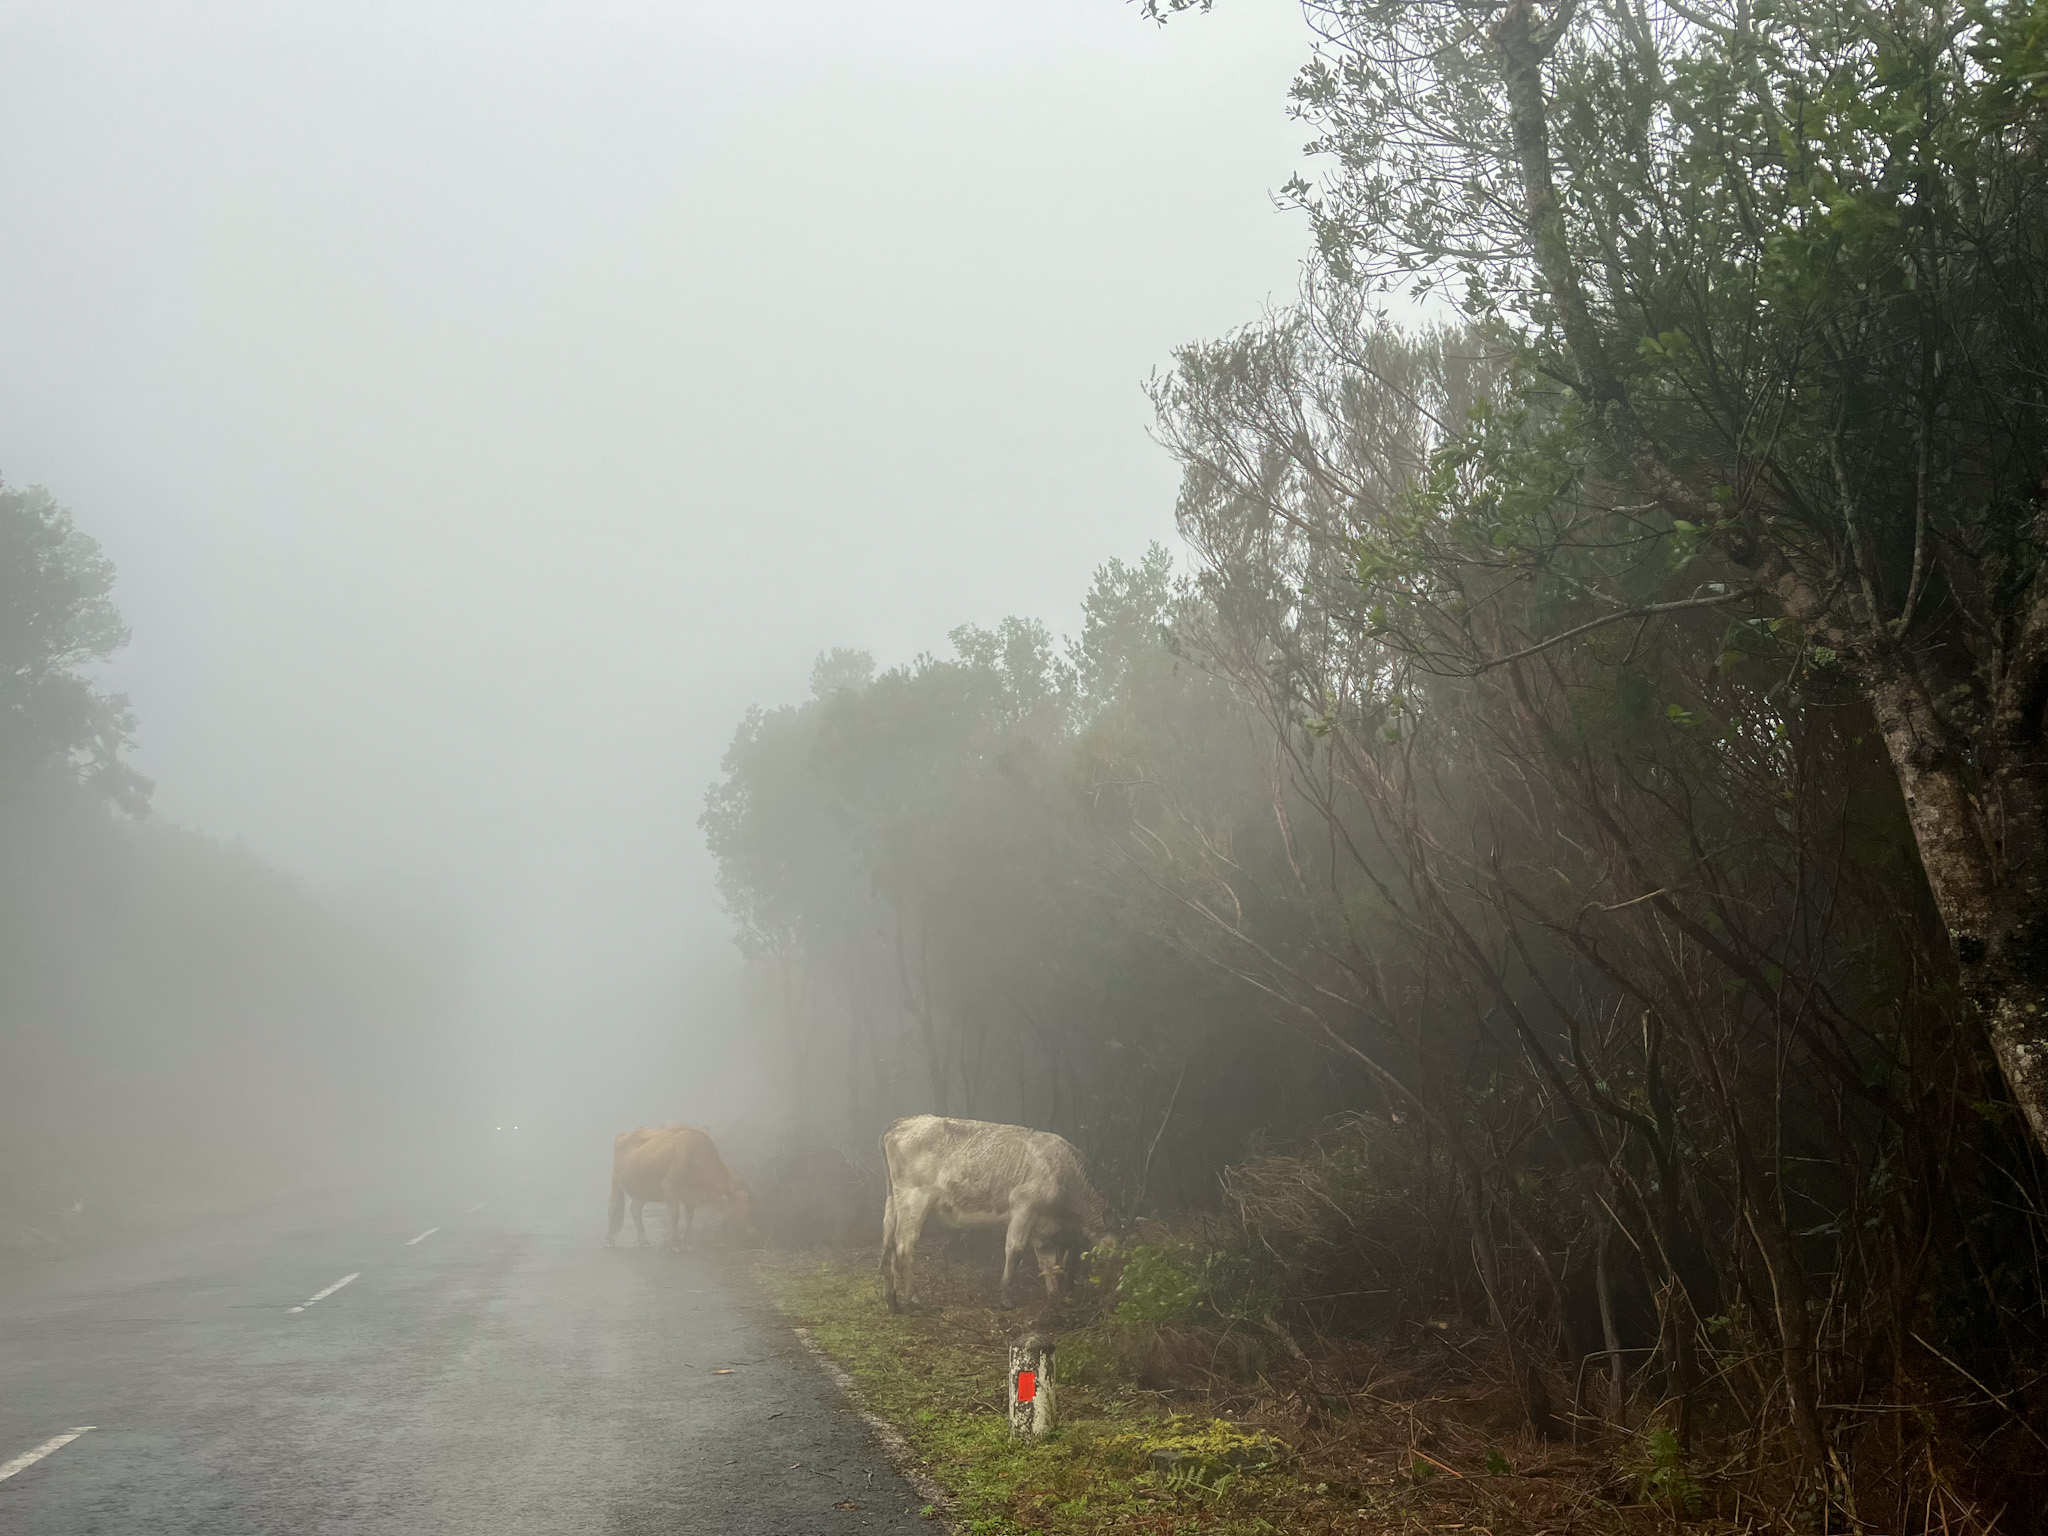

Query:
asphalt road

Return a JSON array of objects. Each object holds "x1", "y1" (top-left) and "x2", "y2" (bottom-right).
[{"x1": 0, "y1": 1180, "x2": 932, "y2": 1534}]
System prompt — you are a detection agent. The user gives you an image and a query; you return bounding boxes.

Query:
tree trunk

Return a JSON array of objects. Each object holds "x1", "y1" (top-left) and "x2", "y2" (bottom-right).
[
  {"x1": 893, "y1": 910, "x2": 948, "y2": 1116},
  {"x1": 777, "y1": 951, "x2": 814, "y2": 1132},
  {"x1": 1866, "y1": 668, "x2": 2048, "y2": 1150},
  {"x1": 1468, "y1": 1193, "x2": 1562, "y2": 1438},
  {"x1": 1595, "y1": 1213, "x2": 1628, "y2": 1423},
  {"x1": 1743, "y1": 1194, "x2": 1830, "y2": 1477},
  {"x1": 1492, "y1": 0, "x2": 1629, "y2": 424}
]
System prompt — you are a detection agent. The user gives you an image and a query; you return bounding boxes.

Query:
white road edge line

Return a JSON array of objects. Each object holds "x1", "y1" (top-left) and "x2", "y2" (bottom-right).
[
  {"x1": 405, "y1": 1227, "x2": 440, "y2": 1246},
  {"x1": 792, "y1": 1328, "x2": 956, "y2": 1529},
  {"x1": 464, "y1": 1201, "x2": 486, "y2": 1214},
  {"x1": 0, "y1": 1427, "x2": 96, "y2": 1483},
  {"x1": 288, "y1": 1272, "x2": 361, "y2": 1313}
]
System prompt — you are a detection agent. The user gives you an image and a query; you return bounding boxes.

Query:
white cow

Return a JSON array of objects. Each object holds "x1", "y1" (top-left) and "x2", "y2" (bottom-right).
[{"x1": 878, "y1": 1114, "x2": 1112, "y2": 1311}]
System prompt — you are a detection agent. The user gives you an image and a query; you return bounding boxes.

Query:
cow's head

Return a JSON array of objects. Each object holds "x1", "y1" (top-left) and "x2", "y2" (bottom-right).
[
  {"x1": 1088, "y1": 1195, "x2": 1129, "y2": 1254},
  {"x1": 1047, "y1": 1224, "x2": 1121, "y2": 1296},
  {"x1": 720, "y1": 1182, "x2": 755, "y2": 1234}
]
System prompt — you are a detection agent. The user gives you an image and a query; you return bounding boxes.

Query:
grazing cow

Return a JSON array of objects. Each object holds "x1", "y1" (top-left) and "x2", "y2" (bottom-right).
[
  {"x1": 606, "y1": 1125, "x2": 752, "y2": 1250},
  {"x1": 879, "y1": 1114, "x2": 1112, "y2": 1312}
]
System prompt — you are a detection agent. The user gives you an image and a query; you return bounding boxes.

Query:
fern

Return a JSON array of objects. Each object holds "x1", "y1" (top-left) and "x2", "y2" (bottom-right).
[{"x1": 1636, "y1": 1427, "x2": 1705, "y2": 1517}]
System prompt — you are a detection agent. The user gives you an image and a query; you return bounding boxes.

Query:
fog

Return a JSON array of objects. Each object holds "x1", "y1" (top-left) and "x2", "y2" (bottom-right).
[
  {"x1": 0, "y1": 1, "x2": 1308, "y2": 1164},
  {"x1": 8, "y1": 3, "x2": 2047, "y2": 1522}
]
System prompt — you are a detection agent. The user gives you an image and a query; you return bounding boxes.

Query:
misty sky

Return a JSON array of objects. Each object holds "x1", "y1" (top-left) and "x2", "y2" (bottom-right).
[{"x1": 0, "y1": 1, "x2": 1310, "y2": 1128}]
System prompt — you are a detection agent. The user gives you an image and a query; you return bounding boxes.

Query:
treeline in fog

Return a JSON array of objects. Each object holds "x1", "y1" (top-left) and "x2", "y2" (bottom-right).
[
  {"x1": 706, "y1": 0, "x2": 2048, "y2": 1517},
  {"x1": 703, "y1": 554, "x2": 1344, "y2": 1209},
  {"x1": 0, "y1": 481, "x2": 464, "y2": 1251}
]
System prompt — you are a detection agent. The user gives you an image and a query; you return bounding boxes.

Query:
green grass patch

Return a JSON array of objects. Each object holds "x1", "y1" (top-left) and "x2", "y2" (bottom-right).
[{"x1": 753, "y1": 1251, "x2": 1341, "y2": 1535}]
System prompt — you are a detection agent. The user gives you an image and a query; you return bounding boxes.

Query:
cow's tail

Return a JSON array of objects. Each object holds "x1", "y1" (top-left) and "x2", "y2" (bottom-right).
[
  {"x1": 878, "y1": 1130, "x2": 897, "y2": 1263},
  {"x1": 877, "y1": 1128, "x2": 899, "y2": 1305}
]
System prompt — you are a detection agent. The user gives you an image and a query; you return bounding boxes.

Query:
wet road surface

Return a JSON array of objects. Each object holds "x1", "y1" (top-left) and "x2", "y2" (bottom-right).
[{"x1": 0, "y1": 1183, "x2": 931, "y2": 1534}]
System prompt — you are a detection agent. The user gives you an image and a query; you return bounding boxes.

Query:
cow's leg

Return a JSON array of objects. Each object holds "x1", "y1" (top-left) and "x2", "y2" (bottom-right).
[
  {"x1": 1000, "y1": 1206, "x2": 1038, "y2": 1308},
  {"x1": 631, "y1": 1198, "x2": 648, "y2": 1247},
  {"x1": 879, "y1": 1192, "x2": 899, "y2": 1310},
  {"x1": 606, "y1": 1180, "x2": 626, "y2": 1248},
  {"x1": 667, "y1": 1197, "x2": 683, "y2": 1252},
  {"x1": 681, "y1": 1204, "x2": 697, "y2": 1250},
  {"x1": 892, "y1": 1189, "x2": 934, "y2": 1310},
  {"x1": 1032, "y1": 1232, "x2": 1065, "y2": 1298}
]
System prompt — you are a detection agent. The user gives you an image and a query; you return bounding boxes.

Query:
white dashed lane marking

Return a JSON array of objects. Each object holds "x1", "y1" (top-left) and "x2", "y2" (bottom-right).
[
  {"x1": 288, "y1": 1273, "x2": 360, "y2": 1313},
  {"x1": 405, "y1": 1227, "x2": 440, "y2": 1246},
  {"x1": 0, "y1": 1427, "x2": 95, "y2": 1483},
  {"x1": 464, "y1": 1202, "x2": 486, "y2": 1214}
]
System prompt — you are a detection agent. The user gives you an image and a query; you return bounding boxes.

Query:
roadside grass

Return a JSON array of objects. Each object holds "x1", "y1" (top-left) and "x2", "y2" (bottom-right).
[
  {"x1": 754, "y1": 1248, "x2": 1340, "y2": 1535},
  {"x1": 754, "y1": 1247, "x2": 1775, "y2": 1536}
]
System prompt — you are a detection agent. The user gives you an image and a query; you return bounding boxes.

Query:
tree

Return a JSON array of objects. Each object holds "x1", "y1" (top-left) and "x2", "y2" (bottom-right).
[
  {"x1": 693, "y1": 6, "x2": 2048, "y2": 1506},
  {"x1": 1151, "y1": 305, "x2": 2046, "y2": 1477},
  {"x1": 1, "y1": 483, "x2": 465, "y2": 1237},
  {"x1": 706, "y1": 503, "x2": 2046, "y2": 1498},
  {"x1": 0, "y1": 480, "x2": 149, "y2": 810},
  {"x1": 1264, "y1": 0, "x2": 2048, "y2": 1150}
]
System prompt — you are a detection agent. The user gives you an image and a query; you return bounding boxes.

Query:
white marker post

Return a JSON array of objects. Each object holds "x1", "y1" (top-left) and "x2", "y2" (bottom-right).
[{"x1": 1008, "y1": 1333, "x2": 1056, "y2": 1438}]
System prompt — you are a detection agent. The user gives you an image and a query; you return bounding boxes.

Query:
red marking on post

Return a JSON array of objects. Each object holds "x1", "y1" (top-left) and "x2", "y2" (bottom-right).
[{"x1": 1016, "y1": 1370, "x2": 1037, "y2": 1403}]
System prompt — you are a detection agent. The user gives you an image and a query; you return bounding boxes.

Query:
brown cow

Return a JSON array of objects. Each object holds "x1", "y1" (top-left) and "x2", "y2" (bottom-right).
[
  {"x1": 879, "y1": 1114, "x2": 1112, "y2": 1311},
  {"x1": 605, "y1": 1125, "x2": 752, "y2": 1250}
]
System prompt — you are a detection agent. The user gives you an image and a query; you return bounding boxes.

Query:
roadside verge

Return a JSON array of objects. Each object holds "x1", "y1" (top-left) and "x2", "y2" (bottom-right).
[{"x1": 753, "y1": 1251, "x2": 1322, "y2": 1536}]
